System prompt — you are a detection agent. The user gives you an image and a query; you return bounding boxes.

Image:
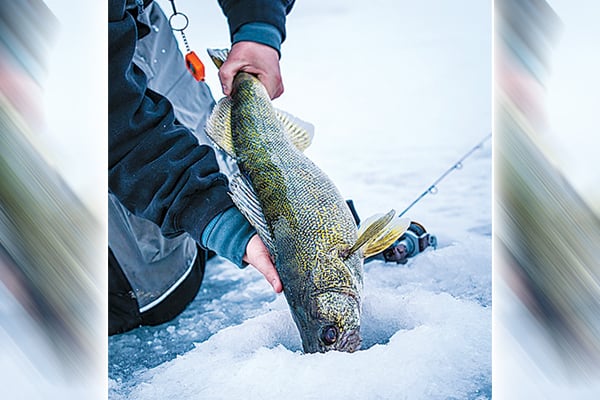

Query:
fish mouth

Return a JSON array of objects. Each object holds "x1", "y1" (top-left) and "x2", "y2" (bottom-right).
[{"x1": 333, "y1": 327, "x2": 362, "y2": 353}]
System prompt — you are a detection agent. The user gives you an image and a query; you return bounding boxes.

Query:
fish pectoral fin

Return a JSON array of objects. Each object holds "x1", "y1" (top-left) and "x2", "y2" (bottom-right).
[
  {"x1": 229, "y1": 173, "x2": 277, "y2": 257},
  {"x1": 345, "y1": 210, "x2": 410, "y2": 259},
  {"x1": 207, "y1": 48, "x2": 229, "y2": 69},
  {"x1": 361, "y1": 217, "x2": 411, "y2": 259},
  {"x1": 205, "y1": 97, "x2": 236, "y2": 158},
  {"x1": 275, "y1": 109, "x2": 315, "y2": 152},
  {"x1": 347, "y1": 210, "x2": 395, "y2": 256}
]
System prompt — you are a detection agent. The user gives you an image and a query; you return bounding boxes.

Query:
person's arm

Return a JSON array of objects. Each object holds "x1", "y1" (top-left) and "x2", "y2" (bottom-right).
[
  {"x1": 109, "y1": 1, "x2": 282, "y2": 292},
  {"x1": 218, "y1": 0, "x2": 295, "y2": 48},
  {"x1": 109, "y1": 1, "x2": 233, "y2": 242},
  {"x1": 217, "y1": 0, "x2": 296, "y2": 99}
]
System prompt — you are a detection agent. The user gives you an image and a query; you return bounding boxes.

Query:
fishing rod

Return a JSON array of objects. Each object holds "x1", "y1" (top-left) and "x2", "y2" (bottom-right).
[
  {"x1": 366, "y1": 132, "x2": 492, "y2": 264},
  {"x1": 397, "y1": 132, "x2": 492, "y2": 218}
]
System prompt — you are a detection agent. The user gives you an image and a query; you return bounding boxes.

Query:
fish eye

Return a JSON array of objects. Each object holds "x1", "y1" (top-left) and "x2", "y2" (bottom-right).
[{"x1": 321, "y1": 325, "x2": 338, "y2": 345}]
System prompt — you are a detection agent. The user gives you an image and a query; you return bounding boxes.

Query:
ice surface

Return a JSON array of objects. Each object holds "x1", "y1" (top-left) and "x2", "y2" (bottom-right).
[
  {"x1": 110, "y1": 246, "x2": 491, "y2": 400},
  {"x1": 108, "y1": 0, "x2": 491, "y2": 398}
]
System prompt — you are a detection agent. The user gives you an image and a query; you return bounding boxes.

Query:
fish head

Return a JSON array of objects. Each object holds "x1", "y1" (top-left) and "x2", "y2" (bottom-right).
[
  {"x1": 302, "y1": 290, "x2": 362, "y2": 354},
  {"x1": 293, "y1": 250, "x2": 363, "y2": 354}
]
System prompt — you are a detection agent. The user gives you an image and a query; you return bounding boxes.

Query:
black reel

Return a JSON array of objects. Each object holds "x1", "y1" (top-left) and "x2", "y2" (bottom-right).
[
  {"x1": 346, "y1": 200, "x2": 437, "y2": 265},
  {"x1": 366, "y1": 221, "x2": 437, "y2": 264}
]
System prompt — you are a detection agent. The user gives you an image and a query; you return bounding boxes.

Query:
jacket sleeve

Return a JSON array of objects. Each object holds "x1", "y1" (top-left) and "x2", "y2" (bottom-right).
[
  {"x1": 218, "y1": 0, "x2": 296, "y2": 46},
  {"x1": 108, "y1": 0, "x2": 234, "y2": 242}
]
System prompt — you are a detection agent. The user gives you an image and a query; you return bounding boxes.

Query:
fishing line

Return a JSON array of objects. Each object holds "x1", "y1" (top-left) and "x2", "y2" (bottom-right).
[{"x1": 397, "y1": 132, "x2": 492, "y2": 218}]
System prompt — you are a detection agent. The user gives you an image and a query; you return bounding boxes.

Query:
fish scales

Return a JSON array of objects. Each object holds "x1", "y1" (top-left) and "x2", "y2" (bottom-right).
[
  {"x1": 206, "y1": 53, "x2": 407, "y2": 352},
  {"x1": 231, "y1": 73, "x2": 363, "y2": 351},
  {"x1": 232, "y1": 73, "x2": 359, "y2": 283}
]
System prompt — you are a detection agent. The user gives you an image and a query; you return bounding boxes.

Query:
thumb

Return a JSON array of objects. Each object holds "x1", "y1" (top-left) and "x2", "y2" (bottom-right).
[{"x1": 243, "y1": 235, "x2": 283, "y2": 293}]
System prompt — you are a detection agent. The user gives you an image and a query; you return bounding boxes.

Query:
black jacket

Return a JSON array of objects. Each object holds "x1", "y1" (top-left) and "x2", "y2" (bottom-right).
[{"x1": 108, "y1": 0, "x2": 294, "y2": 242}]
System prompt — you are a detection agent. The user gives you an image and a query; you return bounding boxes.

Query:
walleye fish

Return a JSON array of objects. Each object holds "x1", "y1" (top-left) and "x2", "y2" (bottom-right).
[{"x1": 205, "y1": 49, "x2": 409, "y2": 353}]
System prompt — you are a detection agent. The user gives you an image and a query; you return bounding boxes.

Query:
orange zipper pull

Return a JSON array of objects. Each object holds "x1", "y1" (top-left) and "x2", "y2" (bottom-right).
[
  {"x1": 185, "y1": 51, "x2": 205, "y2": 81},
  {"x1": 168, "y1": 0, "x2": 204, "y2": 81}
]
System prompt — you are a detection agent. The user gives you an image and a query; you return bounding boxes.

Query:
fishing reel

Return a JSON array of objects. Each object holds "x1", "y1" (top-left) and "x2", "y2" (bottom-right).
[
  {"x1": 381, "y1": 221, "x2": 437, "y2": 264},
  {"x1": 366, "y1": 221, "x2": 437, "y2": 265},
  {"x1": 346, "y1": 200, "x2": 437, "y2": 265}
]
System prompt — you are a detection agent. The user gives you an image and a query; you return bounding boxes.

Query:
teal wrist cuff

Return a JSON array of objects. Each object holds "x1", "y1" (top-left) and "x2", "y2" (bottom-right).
[
  {"x1": 232, "y1": 22, "x2": 283, "y2": 55},
  {"x1": 201, "y1": 207, "x2": 255, "y2": 268}
]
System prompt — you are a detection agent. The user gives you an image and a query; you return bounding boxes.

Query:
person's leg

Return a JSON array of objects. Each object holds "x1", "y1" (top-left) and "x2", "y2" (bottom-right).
[
  {"x1": 108, "y1": 247, "x2": 141, "y2": 335},
  {"x1": 108, "y1": 2, "x2": 218, "y2": 331}
]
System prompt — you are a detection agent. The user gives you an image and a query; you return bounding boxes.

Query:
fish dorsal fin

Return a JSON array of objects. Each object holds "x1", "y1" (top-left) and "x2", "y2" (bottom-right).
[
  {"x1": 205, "y1": 97, "x2": 235, "y2": 158},
  {"x1": 229, "y1": 173, "x2": 276, "y2": 257},
  {"x1": 345, "y1": 210, "x2": 410, "y2": 259},
  {"x1": 275, "y1": 109, "x2": 315, "y2": 152},
  {"x1": 207, "y1": 48, "x2": 229, "y2": 69}
]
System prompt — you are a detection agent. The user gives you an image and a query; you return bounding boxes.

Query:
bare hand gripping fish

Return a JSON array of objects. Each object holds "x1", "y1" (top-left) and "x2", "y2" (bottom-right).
[{"x1": 205, "y1": 49, "x2": 409, "y2": 353}]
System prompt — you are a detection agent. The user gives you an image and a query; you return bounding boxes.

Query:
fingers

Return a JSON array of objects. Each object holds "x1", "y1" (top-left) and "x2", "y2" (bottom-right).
[
  {"x1": 267, "y1": 78, "x2": 284, "y2": 100},
  {"x1": 252, "y1": 252, "x2": 284, "y2": 293},
  {"x1": 218, "y1": 60, "x2": 237, "y2": 97},
  {"x1": 243, "y1": 235, "x2": 283, "y2": 293},
  {"x1": 219, "y1": 41, "x2": 284, "y2": 100}
]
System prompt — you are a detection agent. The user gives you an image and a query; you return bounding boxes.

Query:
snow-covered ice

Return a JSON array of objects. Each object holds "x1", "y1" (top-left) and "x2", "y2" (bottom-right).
[
  {"x1": 109, "y1": 246, "x2": 491, "y2": 399},
  {"x1": 109, "y1": 1, "x2": 491, "y2": 399}
]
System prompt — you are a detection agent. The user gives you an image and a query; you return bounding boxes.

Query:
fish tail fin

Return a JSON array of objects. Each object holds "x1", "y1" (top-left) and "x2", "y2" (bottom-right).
[
  {"x1": 346, "y1": 210, "x2": 410, "y2": 259},
  {"x1": 206, "y1": 49, "x2": 315, "y2": 154},
  {"x1": 207, "y1": 48, "x2": 229, "y2": 69}
]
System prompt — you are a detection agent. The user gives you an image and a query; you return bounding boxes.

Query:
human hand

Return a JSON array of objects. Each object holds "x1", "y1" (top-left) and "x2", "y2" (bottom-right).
[
  {"x1": 243, "y1": 234, "x2": 283, "y2": 293},
  {"x1": 219, "y1": 41, "x2": 284, "y2": 99}
]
